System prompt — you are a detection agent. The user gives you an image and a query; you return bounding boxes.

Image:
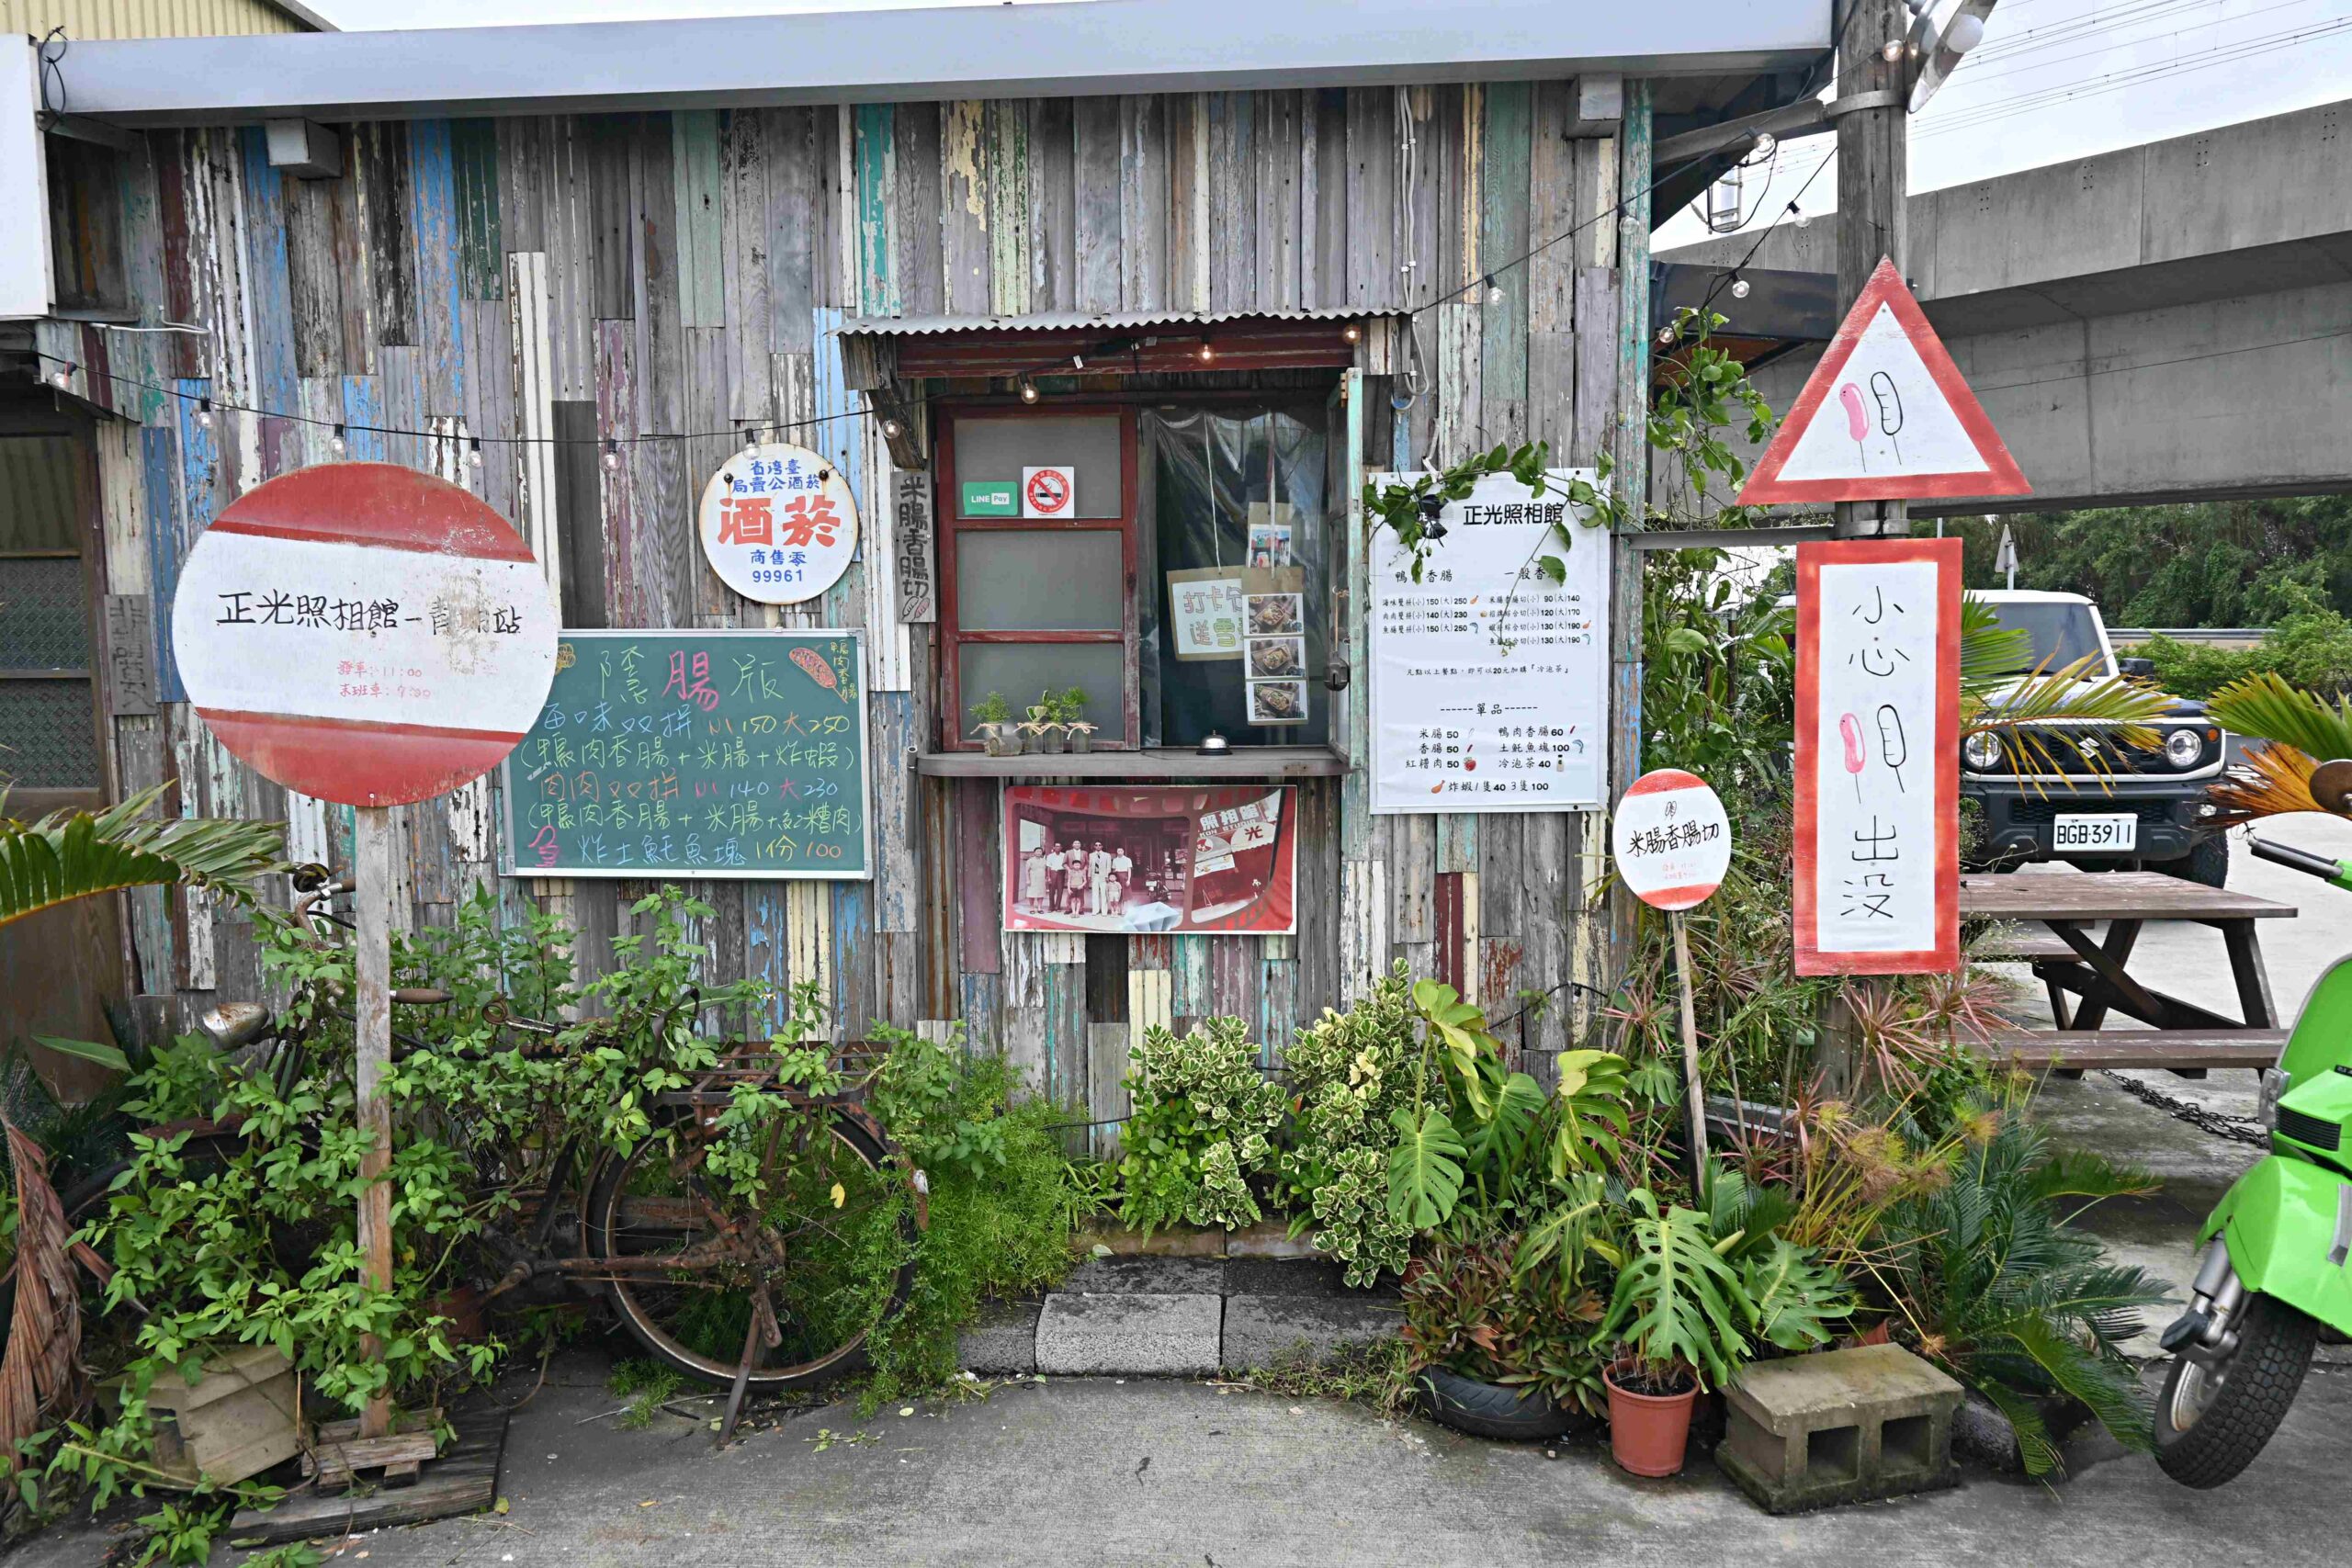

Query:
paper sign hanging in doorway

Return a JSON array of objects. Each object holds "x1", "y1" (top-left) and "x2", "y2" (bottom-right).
[{"x1": 1738, "y1": 258, "x2": 2030, "y2": 505}]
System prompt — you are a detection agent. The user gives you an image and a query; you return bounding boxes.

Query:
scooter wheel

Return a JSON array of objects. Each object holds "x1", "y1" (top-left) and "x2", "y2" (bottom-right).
[{"x1": 2154, "y1": 1292, "x2": 2317, "y2": 1488}]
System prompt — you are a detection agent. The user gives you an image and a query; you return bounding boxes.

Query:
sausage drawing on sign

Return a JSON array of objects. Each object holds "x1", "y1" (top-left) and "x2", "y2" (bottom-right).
[
  {"x1": 788, "y1": 644, "x2": 850, "y2": 701},
  {"x1": 1875, "y1": 703, "x2": 1908, "y2": 794},
  {"x1": 1838, "y1": 711, "x2": 1867, "y2": 803},
  {"x1": 1869, "y1": 371, "x2": 1905, "y2": 466},
  {"x1": 1838, "y1": 383, "x2": 1870, "y2": 470}
]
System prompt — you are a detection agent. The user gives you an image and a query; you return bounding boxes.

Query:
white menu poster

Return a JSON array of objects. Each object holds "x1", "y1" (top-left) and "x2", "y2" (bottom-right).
[{"x1": 1368, "y1": 469, "x2": 1609, "y2": 815}]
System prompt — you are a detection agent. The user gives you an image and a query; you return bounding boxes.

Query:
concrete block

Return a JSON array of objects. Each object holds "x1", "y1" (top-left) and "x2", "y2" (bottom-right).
[
  {"x1": 1225, "y1": 1218, "x2": 1320, "y2": 1258},
  {"x1": 1219, "y1": 1295, "x2": 1403, "y2": 1373},
  {"x1": 1035, "y1": 1292, "x2": 1223, "y2": 1377},
  {"x1": 1062, "y1": 1255, "x2": 1227, "y2": 1295},
  {"x1": 957, "y1": 1297, "x2": 1041, "y2": 1375},
  {"x1": 1716, "y1": 1344, "x2": 1962, "y2": 1515},
  {"x1": 1225, "y1": 1256, "x2": 1386, "y2": 1299}
]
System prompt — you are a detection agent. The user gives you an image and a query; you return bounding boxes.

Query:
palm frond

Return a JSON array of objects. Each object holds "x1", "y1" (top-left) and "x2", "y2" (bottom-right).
[
  {"x1": 2207, "y1": 740, "x2": 2327, "y2": 828},
  {"x1": 2207, "y1": 671, "x2": 2352, "y2": 760},
  {"x1": 0, "y1": 783, "x2": 285, "y2": 930}
]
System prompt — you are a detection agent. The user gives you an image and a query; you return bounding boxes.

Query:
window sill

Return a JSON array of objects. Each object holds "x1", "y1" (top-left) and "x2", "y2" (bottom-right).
[{"x1": 915, "y1": 747, "x2": 1349, "y2": 781}]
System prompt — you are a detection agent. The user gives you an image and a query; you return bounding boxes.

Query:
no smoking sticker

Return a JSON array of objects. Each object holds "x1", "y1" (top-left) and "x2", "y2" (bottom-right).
[{"x1": 1022, "y1": 466, "x2": 1075, "y2": 519}]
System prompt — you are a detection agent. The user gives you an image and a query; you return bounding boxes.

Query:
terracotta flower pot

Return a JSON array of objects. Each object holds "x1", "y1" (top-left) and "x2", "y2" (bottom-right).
[{"x1": 1604, "y1": 1366, "x2": 1699, "y2": 1477}]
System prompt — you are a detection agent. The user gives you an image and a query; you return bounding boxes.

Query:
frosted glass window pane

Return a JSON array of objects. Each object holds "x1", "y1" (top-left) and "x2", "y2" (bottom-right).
[
  {"x1": 956, "y1": 530, "x2": 1122, "y2": 630},
  {"x1": 954, "y1": 416, "x2": 1122, "y2": 517},
  {"x1": 959, "y1": 644, "x2": 1125, "y2": 743}
]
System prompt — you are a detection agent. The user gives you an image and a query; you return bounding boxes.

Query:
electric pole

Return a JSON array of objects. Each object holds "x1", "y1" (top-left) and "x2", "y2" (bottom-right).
[{"x1": 1832, "y1": 0, "x2": 1912, "y2": 543}]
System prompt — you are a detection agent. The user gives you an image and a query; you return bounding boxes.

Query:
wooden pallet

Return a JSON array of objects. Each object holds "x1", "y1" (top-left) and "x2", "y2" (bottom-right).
[
  {"x1": 1972, "y1": 1026, "x2": 2288, "y2": 1074},
  {"x1": 229, "y1": 1408, "x2": 508, "y2": 1547}
]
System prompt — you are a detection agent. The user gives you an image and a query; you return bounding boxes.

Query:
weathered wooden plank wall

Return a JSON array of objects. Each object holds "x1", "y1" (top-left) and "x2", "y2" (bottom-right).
[{"x1": 73, "y1": 79, "x2": 1642, "y2": 1130}]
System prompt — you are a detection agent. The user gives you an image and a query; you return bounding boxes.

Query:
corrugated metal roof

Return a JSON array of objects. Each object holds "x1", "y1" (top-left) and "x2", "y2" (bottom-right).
[
  {"x1": 836, "y1": 308, "x2": 1389, "y2": 337},
  {"x1": 2, "y1": 0, "x2": 326, "y2": 39}
]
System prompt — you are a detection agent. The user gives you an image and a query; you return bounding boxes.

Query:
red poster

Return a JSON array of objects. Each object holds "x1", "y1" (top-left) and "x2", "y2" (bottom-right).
[
  {"x1": 1792, "y1": 538, "x2": 1962, "y2": 975},
  {"x1": 1002, "y1": 784, "x2": 1297, "y2": 936}
]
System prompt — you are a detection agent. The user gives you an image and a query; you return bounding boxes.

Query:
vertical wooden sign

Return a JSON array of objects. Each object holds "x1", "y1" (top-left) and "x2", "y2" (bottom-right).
[
  {"x1": 893, "y1": 469, "x2": 937, "y2": 623},
  {"x1": 1793, "y1": 537, "x2": 1961, "y2": 976}
]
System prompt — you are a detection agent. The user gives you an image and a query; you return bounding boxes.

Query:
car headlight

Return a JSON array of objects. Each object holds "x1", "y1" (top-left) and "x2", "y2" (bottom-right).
[
  {"x1": 1963, "y1": 732, "x2": 2002, "y2": 770},
  {"x1": 2164, "y1": 728, "x2": 2206, "y2": 768}
]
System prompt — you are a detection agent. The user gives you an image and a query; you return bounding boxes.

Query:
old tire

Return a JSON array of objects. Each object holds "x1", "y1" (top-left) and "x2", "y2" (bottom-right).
[
  {"x1": 2168, "y1": 835, "x2": 2230, "y2": 889},
  {"x1": 2154, "y1": 1292, "x2": 2315, "y2": 1488},
  {"x1": 1418, "y1": 1366, "x2": 1584, "y2": 1441}
]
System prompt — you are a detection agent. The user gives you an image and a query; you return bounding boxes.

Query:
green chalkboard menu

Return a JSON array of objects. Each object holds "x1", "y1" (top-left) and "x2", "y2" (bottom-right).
[{"x1": 502, "y1": 629, "x2": 870, "y2": 880}]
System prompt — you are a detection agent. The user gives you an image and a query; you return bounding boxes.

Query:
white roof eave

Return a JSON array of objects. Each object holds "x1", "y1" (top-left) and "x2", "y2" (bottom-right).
[{"x1": 48, "y1": 0, "x2": 1831, "y2": 126}]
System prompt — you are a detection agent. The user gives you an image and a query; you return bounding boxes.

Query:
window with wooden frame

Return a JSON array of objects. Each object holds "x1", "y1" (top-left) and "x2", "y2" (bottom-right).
[
  {"x1": 935, "y1": 396, "x2": 1339, "y2": 753},
  {"x1": 938, "y1": 408, "x2": 1140, "y2": 747}
]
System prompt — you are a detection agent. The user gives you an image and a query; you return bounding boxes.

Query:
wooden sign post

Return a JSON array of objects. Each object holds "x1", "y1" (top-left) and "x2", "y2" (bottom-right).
[
  {"x1": 1611, "y1": 769, "x2": 1733, "y2": 1188},
  {"x1": 171, "y1": 462, "x2": 559, "y2": 1436}
]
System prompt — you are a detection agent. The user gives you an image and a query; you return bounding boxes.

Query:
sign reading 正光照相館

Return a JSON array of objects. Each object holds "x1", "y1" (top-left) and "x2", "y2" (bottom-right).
[
  {"x1": 1793, "y1": 537, "x2": 1961, "y2": 975},
  {"x1": 1368, "y1": 469, "x2": 1609, "y2": 814}
]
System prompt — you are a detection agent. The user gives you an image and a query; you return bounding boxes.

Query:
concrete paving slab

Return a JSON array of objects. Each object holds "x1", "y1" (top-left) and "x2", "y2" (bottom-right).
[
  {"x1": 1224, "y1": 1255, "x2": 1374, "y2": 1297},
  {"x1": 1062, "y1": 1253, "x2": 1228, "y2": 1294},
  {"x1": 1220, "y1": 1294, "x2": 1404, "y2": 1371},
  {"x1": 958, "y1": 1296, "x2": 1042, "y2": 1375},
  {"x1": 1036, "y1": 1292, "x2": 1223, "y2": 1376}
]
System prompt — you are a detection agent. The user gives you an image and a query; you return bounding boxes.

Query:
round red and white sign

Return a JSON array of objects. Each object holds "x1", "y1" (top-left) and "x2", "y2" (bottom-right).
[
  {"x1": 171, "y1": 463, "x2": 560, "y2": 808},
  {"x1": 1611, "y1": 768, "x2": 1732, "y2": 911},
  {"x1": 1022, "y1": 465, "x2": 1073, "y2": 518},
  {"x1": 696, "y1": 442, "x2": 860, "y2": 605}
]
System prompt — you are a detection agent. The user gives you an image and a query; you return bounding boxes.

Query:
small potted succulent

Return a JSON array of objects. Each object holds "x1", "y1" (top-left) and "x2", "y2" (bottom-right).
[
  {"x1": 1056, "y1": 686, "x2": 1095, "y2": 753},
  {"x1": 969, "y1": 691, "x2": 1014, "y2": 757}
]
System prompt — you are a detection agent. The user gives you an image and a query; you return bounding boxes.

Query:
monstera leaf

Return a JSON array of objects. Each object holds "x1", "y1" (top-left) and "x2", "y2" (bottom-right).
[
  {"x1": 1385, "y1": 1103, "x2": 1467, "y2": 1230},
  {"x1": 1550, "y1": 1049, "x2": 1632, "y2": 1177},
  {"x1": 0, "y1": 784, "x2": 284, "y2": 930},
  {"x1": 1410, "y1": 979, "x2": 1499, "y2": 1117}
]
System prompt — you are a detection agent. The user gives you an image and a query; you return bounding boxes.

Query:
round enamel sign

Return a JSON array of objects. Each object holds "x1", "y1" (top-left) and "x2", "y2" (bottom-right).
[
  {"x1": 1611, "y1": 768, "x2": 1732, "y2": 911},
  {"x1": 171, "y1": 462, "x2": 560, "y2": 808},
  {"x1": 696, "y1": 442, "x2": 859, "y2": 604}
]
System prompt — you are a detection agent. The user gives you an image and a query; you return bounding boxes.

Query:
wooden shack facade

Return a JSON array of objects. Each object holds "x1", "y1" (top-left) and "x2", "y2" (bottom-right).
[{"x1": 33, "y1": 75, "x2": 1665, "y2": 1118}]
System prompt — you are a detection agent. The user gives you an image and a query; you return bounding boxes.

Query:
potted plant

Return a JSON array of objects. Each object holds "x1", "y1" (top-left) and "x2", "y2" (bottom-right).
[
  {"x1": 1054, "y1": 687, "x2": 1094, "y2": 752},
  {"x1": 1592, "y1": 1188, "x2": 1752, "y2": 1477},
  {"x1": 1400, "y1": 1226, "x2": 1603, "y2": 1441},
  {"x1": 1066, "y1": 719, "x2": 1098, "y2": 754},
  {"x1": 969, "y1": 692, "x2": 1014, "y2": 756}
]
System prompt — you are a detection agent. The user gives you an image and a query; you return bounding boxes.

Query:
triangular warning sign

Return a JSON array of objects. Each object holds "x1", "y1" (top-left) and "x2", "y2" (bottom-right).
[{"x1": 1736, "y1": 257, "x2": 2030, "y2": 505}]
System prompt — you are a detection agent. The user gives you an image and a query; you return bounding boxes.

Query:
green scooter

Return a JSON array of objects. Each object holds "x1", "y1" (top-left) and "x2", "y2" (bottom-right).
[{"x1": 2154, "y1": 794, "x2": 2352, "y2": 1487}]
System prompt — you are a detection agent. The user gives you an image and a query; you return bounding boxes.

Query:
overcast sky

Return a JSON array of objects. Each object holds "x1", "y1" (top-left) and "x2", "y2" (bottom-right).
[{"x1": 304, "y1": 0, "x2": 2352, "y2": 249}]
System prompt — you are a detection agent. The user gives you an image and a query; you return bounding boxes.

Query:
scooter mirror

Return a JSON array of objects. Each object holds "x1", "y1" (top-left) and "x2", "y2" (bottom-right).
[
  {"x1": 199, "y1": 1000, "x2": 274, "y2": 1051},
  {"x1": 2311, "y1": 758, "x2": 2352, "y2": 816}
]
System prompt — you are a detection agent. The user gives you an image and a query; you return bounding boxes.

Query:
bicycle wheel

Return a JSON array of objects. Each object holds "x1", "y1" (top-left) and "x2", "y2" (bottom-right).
[{"x1": 584, "y1": 1105, "x2": 919, "y2": 1391}]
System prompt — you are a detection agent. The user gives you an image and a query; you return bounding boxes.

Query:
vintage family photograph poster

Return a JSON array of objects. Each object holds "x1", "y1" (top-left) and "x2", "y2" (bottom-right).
[{"x1": 1001, "y1": 784, "x2": 1298, "y2": 935}]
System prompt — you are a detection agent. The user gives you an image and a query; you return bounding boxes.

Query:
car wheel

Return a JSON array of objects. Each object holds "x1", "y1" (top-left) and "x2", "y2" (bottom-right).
[{"x1": 2167, "y1": 836, "x2": 2230, "y2": 888}]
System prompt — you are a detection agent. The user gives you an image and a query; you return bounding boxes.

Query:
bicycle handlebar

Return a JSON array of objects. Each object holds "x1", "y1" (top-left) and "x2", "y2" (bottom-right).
[{"x1": 2247, "y1": 833, "x2": 2347, "y2": 882}]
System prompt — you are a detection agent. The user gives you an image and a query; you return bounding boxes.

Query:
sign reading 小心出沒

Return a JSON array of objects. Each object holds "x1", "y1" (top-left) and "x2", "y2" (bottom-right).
[
  {"x1": 503, "y1": 629, "x2": 872, "y2": 881},
  {"x1": 696, "y1": 442, "x2": 860, "y2": 605},
  {"x1": 1368, "y1": 469, "x2": 1609, "y2": 814},
  {"x1": 1793, "y1": 537, "x2": 1961, "y2": 974}
]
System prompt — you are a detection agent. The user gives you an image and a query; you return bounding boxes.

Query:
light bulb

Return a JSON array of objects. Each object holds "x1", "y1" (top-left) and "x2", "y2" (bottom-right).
[
  {"x1": 1019, "y1": 376, "x2": 1041, "y2": 403},
  {"x1": 1791, "y1": 204, "x2": 1810, "y2": 230},
  {"x1": 1196, "y1": 338, "x2": 1215, "y2": 363},
  {"x1": 1751, "y1": 133, "x2": 1777, "y2": 162},
  {"x1": 468, "y1": 437, "x2": 484, "y2": 468},
  {"x1": 51, "y1": 365, "x2": 71, "y2": 390},
  {"x1": 879, "y1": 416, "x2": 903, "y2": 439},
  {"x1": 1341, "y1": 321, "x2": 1362, "y2": 344},
  {"x1": 1943, "y1": 13, "x2": 1985, "y2": 53},
  {"x1": 602, "y1": 440, "x2": 621, "y2": 472},
  {"x1": 1657, "y1": 324, "x2": 1678, "y2": 347},
  {"x1": 1731, "y1": 276, "x2": 1751, "y2": 300},
  {"x1": 1619, "y1": 213, "x2": 1638, "y2": 233},
  {"x1": 1482, "y1": 276, "x2": 1504, "y2": 307},
  {"x1": 741, "y1": 429, "x2": 759, "y2": 456},
  {"x1": 1881, "y1": 38, "x2": 1905, "y2": 62},
  {"x1": 331, "y1": 424, "x2": 347, "y2": 457},
  {"x1": 196, "y1": 398, "x2": 214, "y2": 429}
]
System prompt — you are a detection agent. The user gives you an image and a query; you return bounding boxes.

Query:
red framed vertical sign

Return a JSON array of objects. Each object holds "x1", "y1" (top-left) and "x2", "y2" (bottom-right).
[{"x1": 1793, "y1": 536, "x2": 1962, "y2": 976}]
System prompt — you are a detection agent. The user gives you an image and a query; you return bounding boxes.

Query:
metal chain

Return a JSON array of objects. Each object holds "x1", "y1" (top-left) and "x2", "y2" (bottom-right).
[{"x1": 2096, "y1": 1068, "x2": 2268, "y2": 1148}]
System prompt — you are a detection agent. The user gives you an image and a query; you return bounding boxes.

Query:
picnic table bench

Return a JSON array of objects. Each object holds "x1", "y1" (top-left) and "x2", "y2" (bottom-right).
[{"x1": 1961, "y1": 870, "x2": 2295, "y2": 1078}]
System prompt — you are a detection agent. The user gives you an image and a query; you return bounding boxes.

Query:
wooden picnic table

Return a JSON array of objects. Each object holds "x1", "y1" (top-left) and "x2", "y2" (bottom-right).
[{"x1": 1960, "y1": 870, "x2": 2297, "y2": 1076}]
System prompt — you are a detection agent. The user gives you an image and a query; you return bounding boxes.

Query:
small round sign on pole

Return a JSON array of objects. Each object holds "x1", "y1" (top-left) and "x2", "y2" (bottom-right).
[
  {"x1": 1611, "y1": 768, "x2": 1734, "y2": 1184},
  {"x1": 173, "y1": 461, "x2": 559, "y2": 1439},
  {"x1": 696, "y1": 442, "x2": 859, "y2": 606}
]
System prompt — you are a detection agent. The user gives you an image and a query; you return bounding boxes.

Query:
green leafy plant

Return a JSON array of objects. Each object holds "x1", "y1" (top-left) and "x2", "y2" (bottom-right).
[
  {"x1": 0, "y1": 783, "x2": 284, "y2": 932},
  {"x1": 968, "y1": 691, "x2": 1012, "y2": 727},
  {"x1": 609, "y1": 1359, "x2": 684, "y2": 1429},
  {"x1": 1867, "y1": 1106, "x2": 2168, "y2": 1476},
  {"x1": 1590, "y1": 1188, "x2": 1753, "y2": 1393},
  {"x1": 1116, "y1": 1017, "x2": 1283, "y2": 1235},
  {"x1": 1400, "y1": 1225, "x2": 1607, "y2": 1413}
]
